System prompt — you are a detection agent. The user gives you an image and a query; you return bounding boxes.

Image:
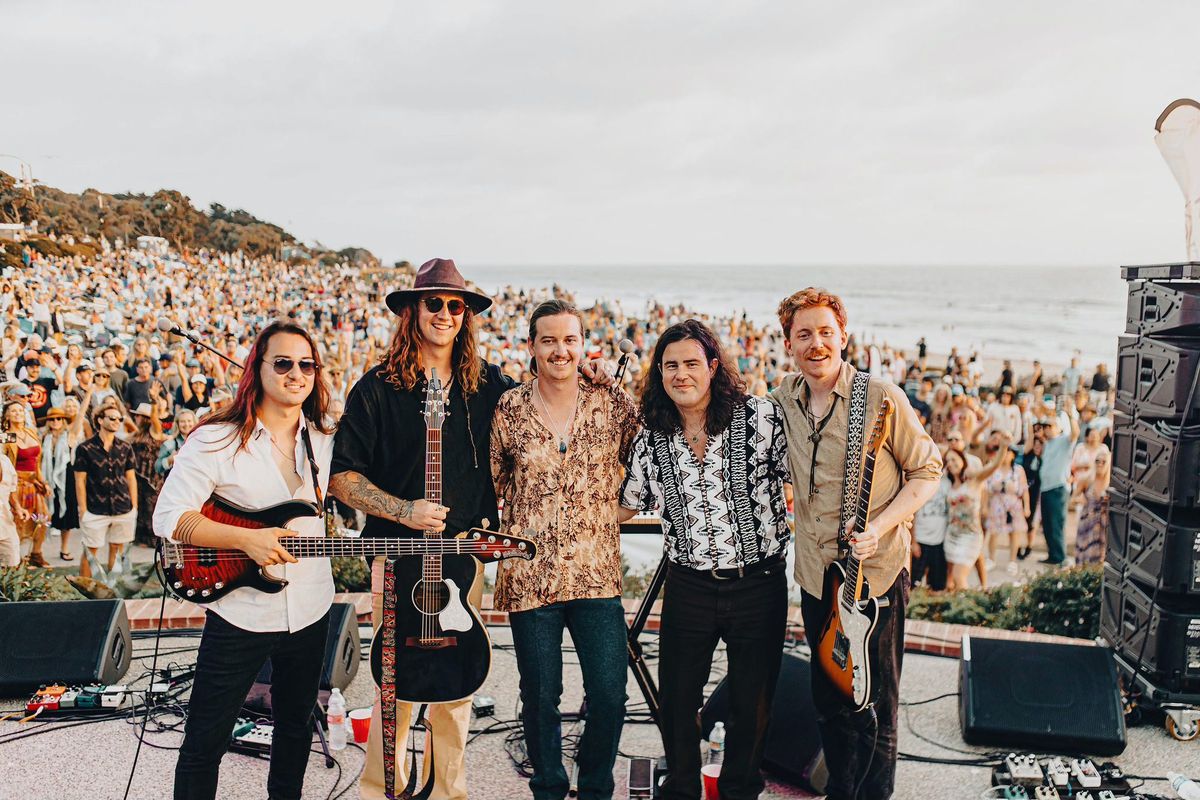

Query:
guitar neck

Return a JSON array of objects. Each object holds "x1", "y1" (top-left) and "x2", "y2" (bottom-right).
[
  {"x1": 275, "y1": 536, "x2": 497, "y2": 558},
  {"x1": 425, "y1": 425, "x2": 443, "y2": 580},
  {"x1": 842, "y1": 450, "x2": 879, "y2": 607}
]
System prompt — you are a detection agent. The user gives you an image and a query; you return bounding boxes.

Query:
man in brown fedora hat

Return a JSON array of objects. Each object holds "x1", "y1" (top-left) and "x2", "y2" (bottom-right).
[{"x1": 331, "y1": 258, "x2": 615, "y2": 800}]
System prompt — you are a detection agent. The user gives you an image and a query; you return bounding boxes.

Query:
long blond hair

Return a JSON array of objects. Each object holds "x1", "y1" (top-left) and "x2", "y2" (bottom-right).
[{"x1": 379, "y1": 300, "x2": 483, "y2": 394}]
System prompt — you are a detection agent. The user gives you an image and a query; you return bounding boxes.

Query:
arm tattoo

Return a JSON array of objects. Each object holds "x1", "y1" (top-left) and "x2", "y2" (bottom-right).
[
  {"x1": 174, "y1": 511, "x2": 203, "y2": 545},
  {"x1": 330, "y1": 471, "x2": 410, "y2": 523}
]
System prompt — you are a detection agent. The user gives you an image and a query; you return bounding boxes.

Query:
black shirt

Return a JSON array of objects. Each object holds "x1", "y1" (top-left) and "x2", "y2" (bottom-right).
[
  {"x1": 73, "y1": 435, "x2": 136, "y2": 516},
  {"x1": 331, "y1": 361, "x2": 517, "y2": 538},
  {"x1": 22, "y1": 372, "x2": 59, "y2": 425}
]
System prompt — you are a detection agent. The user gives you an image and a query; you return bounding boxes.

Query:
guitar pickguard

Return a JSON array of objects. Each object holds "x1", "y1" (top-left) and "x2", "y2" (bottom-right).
[
  {"x1": 438, "y1": 579, "x2": 472, "y2": 632},
  {"x1": 839, "y1": 604, "x2": 874, "y2": 705}
]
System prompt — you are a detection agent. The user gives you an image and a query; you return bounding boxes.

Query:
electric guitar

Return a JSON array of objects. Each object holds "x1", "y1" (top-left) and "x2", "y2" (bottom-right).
[
  {"x1": 368, "y1": 369, "x2": 497, "y2": 703},
  {"x1": 158, "y1": 494, "x2": 536, "y2": 603},
  {"x1": 813, "y1": 397, "x2": 894, "y2": 712}
]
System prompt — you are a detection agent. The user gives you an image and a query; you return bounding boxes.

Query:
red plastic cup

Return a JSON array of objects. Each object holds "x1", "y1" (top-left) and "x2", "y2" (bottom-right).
[
  {"x1": 349, "y1": 707, "x2": 371, "y2": 744},
  {"x1": 701, "y1": 763, "x2": 721, "y2": 800}
]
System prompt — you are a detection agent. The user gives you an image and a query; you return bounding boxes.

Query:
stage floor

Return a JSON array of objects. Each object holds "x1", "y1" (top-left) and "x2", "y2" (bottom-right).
[{"x1": 0, "y1": 624, "x2": 1186, "y2": 799}]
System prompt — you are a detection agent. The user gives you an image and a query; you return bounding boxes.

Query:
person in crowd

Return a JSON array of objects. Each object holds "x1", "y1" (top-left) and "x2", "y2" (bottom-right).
[
  {"x1": 621, "y1": 319, "x2": 791, "y2": 800},
  {"x1": 1036, "y1": 403, "x2": 1079, "y2": 567},
  {"x1": 73, "y1": 402, "x2": 138, "y2": 579},
  {"x1": 983, "y1": 444, "x2": 1030, "y2": 575},
  {"x1": 912, "y1": 471, "x2": 951, "y2": 590},
  {"x1": 153, "y1": 321, "x2": 336, "y2": 800},
  {"x1": 1089, "y1": 362, "x2": 1111, "y2": 411},
  {"x1": 129, "y1": 402, "x2": 167, "y2": 545},
  {"x1": 41, "y1": 405, "x2": 86, "y2": 561},
  {"x1": 0, "y1": 442, "x2": 29, "y2": 566},
  {"x1": 1071, "y1": 418, "x2": 1111, "y2": 508},
  {"x1": 928, "y1": 383, "x2": 953, "y2": 445},
  {"x1": 3, "y1": 399, "x2": 49, "y2": 566},
  {"x1": 156, "y1": 409, "x2": 198, "y2": 479},
  {"x1": 944, "y1": 439, "x2": 1008, "y2": 590},
  {"x1": 1075, "y1": 447, "x2": 1110, "y2": 565},
  {"x1": 492, "y1": 300, "x2": 639, "y2": 800}
]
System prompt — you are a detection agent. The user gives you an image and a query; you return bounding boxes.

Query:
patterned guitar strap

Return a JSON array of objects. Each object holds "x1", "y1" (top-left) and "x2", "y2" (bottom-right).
[
  {"x1": 381, "y1": 559, "x2": 435, "y2": 800},
  {"x1": 837, "y1": 370, "x2": 872, "y2": 560}
]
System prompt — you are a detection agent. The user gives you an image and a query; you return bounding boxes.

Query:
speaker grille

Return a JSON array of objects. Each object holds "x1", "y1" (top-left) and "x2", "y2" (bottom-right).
[{"x1": 0, "y1": 600, "x2": 131, "y2": 692}]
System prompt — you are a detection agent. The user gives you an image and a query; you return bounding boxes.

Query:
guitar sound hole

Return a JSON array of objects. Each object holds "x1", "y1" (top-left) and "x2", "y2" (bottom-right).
[{"x1": 411, "y1": 580, "x2": 450, "y2": 616}]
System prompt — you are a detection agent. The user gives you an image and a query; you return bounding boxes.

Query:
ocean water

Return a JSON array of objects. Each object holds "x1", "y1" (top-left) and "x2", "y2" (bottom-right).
[{"x1": 469, "y1": 264, "x2": 1128, "y2": 368}]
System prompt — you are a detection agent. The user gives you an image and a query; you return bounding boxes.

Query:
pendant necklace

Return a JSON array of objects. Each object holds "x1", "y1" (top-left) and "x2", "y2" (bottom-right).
[{"x1": 535, "y1": 379, "x2": 578, "y2": 454}]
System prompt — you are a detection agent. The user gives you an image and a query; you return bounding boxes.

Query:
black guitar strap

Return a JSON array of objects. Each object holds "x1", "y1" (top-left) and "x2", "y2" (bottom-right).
[
  {"x1": 837, "y1": 371, "x2": 872, "y2": 559},
  {"x1": 299, "y1": 425, "x2": 325, "y2": 516}
]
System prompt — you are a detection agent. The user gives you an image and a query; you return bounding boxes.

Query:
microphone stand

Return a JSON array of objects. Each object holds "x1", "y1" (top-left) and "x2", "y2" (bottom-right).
[{"x1": 165, "y1": 326, "x2": 244, "y2": 371}]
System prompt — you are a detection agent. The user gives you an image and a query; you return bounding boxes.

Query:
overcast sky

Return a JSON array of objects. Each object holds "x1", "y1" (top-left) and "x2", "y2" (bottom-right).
[{"x1": 7, "y1": 1, "x2": 1200, "y2": 267}]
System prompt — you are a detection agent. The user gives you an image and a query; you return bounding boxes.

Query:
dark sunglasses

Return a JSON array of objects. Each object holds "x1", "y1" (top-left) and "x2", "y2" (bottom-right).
[
  {"x1": 270, "y1": 357, "x2": 319, "y2": 376},
  {"x1": 101, "y1": 414, "x2": 123, "y2": 422},
  {"x1": 422, "y1": 297, "x2": 466, "y2": 316}
]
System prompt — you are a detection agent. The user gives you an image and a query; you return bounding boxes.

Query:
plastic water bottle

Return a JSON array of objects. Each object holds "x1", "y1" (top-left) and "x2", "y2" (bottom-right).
[
  {"x1": 327, "y1": 688, "x2": 346, "y2": 751},
  {"x1": 706, "y1": 721, "x2": 726, "y2": 765},
  {"x1": 1169, "y1": 772, "x2": 1200, "y2": 800}
]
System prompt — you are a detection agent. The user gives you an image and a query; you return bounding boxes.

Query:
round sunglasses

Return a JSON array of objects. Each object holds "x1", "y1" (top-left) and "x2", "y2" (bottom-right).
[
  {"x1": 422, "y1": 296, "x2": 466, "y2": 316},
  {"x1": 269, "y1": 357, "x2": 319, "y2": 376}
]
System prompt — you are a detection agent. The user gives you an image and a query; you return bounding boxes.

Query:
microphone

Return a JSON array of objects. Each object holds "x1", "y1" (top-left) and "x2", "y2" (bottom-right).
[
  {"x1": 157, "y1": 316, "x2": 245, "y2": 370},
  {"x1": 614, "y1": 339, "x2": 635, "y2": 382}
]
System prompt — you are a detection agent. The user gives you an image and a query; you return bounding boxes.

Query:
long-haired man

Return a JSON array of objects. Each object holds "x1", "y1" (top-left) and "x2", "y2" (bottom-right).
[
  {"x1": 619, "y1": 319, "x2": 791, "y2": 800},
  {"x1": 770, "y1": 288, "x2": 941, "y2": 800},
  {"x1": 154, "y1": 320, "x2": 337, "y2": 800},
  {"x1": 330, "y1": 259, "x2": 611, "y2": 800}
]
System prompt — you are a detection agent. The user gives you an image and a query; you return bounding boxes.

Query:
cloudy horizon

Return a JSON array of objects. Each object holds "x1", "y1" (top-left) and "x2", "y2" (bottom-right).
[{"x1": 8, "y1": 1, "x2": 1200, "y2": 268}]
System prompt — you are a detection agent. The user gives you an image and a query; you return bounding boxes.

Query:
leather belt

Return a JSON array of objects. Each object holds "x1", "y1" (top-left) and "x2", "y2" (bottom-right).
[{"x1": 674, "y1": 553, "x2": 785, "y2": 582}]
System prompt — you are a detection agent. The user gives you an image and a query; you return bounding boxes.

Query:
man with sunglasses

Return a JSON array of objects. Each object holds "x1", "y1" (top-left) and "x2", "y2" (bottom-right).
[
  {"x1": 73, "y1": 404, "x2": 137, "y2": 580},
  {"x1": 330, "y1": 259, "x2": 613, "y2": 800}
]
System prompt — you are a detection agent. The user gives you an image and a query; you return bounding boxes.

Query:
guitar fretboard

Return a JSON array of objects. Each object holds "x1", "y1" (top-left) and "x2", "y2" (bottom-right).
[{"x1": 841, "y1": 448, "x2": 878, "y2": 609}]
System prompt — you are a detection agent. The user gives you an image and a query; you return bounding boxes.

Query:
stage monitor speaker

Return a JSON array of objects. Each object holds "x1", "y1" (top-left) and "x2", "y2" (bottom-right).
[
  {"x1": 700, "y1": 650, "x2": 826, "y2": 793},
  {"x1": 959, "y1": 634, "x2": 1126, "y2": 756},
  {"x1": 244, "y1": 602, "x2": 361, "y2": 711},
  {"x1": 0, "y1": 599, "x2": 131, "y2": 694}
]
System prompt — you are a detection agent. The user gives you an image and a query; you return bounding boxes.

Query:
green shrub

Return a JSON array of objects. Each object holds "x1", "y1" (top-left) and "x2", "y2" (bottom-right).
[
  {"x1": 331, "y1": 556, "x2": 369, "y2": 593},
  {"x1": 0, "y1": 564, "x2": 86, "y2": 602},
  {"x1": 906, "y1": 565, "x2": 1102, "y2": 639}
]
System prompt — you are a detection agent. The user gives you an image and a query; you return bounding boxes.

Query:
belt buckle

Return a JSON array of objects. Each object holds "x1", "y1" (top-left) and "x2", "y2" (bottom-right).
[{"x1": 709, "y1": 564, "x2": 744, "y2": 581}]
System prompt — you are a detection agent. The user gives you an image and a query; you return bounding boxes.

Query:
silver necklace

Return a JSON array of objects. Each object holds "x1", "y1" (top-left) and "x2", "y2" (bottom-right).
[
  {"x1": 534, "y1": 378, "x2": 578, "y2": 454},
  {"x1": 682, "y1": 423, "x2": 706, "y2": 444}
]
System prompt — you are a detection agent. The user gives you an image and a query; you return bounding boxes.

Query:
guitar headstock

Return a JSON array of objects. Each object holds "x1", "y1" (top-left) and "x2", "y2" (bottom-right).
[
  {"x1": 465, "y1": 528, "x2": 538, "y2": 562},
  {"x1": 423, "y1": 368, "x2": 448, "y2": 430},
  {"x1": 868, "y1": 397, "x2": 894, "y2": 454}
]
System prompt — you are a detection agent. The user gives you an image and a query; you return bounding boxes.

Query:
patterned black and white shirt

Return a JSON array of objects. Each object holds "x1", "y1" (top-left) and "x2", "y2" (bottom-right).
[{"x1": 620, "y1": 396, "x2": 792, "y2": 571}]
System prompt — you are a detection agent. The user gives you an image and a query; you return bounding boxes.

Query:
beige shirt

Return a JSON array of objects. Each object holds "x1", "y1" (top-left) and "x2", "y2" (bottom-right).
[
  {"x1": 771, "y1": 363, "x2": 942, "y2": 599},
  {"x1": 490, "y1": 381, "x2": 640, "y2": 613}
]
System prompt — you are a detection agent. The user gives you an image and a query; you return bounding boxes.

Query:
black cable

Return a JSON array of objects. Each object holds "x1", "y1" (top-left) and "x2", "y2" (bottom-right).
[
  {"x1": 123, "y1": 546, "x2": 170, "y2": 800},
  {"x1": 900, "y1": 691, "x2": 959, "y2": 706}
]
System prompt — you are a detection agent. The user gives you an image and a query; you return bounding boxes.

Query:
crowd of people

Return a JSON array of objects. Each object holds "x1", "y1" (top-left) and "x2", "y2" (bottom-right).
[{"x1": 1, "y1": 241, "x2": 1113, "y2": 588}]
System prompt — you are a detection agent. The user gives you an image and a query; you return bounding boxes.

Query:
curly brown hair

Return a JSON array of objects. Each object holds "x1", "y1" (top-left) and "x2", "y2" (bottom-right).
[
  {"x1": 638, "y1": 319, "x2": 746, "y2": 436},
  {"x1": 379, "y1": 298, "x2": 483, "y2": 394}
]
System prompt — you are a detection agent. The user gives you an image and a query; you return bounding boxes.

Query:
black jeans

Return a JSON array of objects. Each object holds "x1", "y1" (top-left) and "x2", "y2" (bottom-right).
[
  {"x1": 509, "y1": 597, "x2": 628, "y2": 800},
  {"x1": 658, "y1": 561, "x2": 788, "y2": 800},
  {"x1": 800, "y1": 570, "x2": 909, "y2": 800},
  {"x1": 911, "y1": 542, "x2": 946, "y2": 590},
  {"x1": 174, "y1": 609, "x2": 330, "y2": 800}
]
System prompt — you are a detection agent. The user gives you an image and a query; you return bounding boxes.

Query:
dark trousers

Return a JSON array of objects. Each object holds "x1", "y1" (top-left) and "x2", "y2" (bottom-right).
[
  {"x1": 800, "y1": 570, "x2": 909, "y2": 800},
  {"x1": 510, "y1": 596, "x2": 629, "y2": 800},
  {"x1": 911, "y1": 542, "x2": 946, "y2": 590},
  {"x1": 174, "y1": 609, "x2": 330, "y2": 800},
  {"x1": 658, "y1": 561, "x2": 788, "y2": 800},
  {"x1": 1040, "y1": 485, "x2": 1068, "y2": 564}
]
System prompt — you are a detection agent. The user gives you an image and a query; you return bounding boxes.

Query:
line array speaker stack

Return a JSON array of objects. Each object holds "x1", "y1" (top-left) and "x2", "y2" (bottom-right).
[{"x1": 1105, "y1": 264, "x2": 1200, "y2": 724}]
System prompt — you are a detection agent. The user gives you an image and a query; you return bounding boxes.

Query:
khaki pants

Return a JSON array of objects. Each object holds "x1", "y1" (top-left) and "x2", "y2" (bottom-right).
[{"x1": 360, "y1": 557, "x2": 483, "y2": 800}]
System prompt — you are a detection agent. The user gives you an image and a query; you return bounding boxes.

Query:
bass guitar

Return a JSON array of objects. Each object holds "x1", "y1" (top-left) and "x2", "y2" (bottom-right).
[
  {"x1": 159, "y1": 495, "x2": 536, "y2": 603},
  {"x1": 813, "y1": 396, "x2": 894, "y2": 712},
  {"x1": 368, "y1": 369, "x2": 495, "y2": 703}
]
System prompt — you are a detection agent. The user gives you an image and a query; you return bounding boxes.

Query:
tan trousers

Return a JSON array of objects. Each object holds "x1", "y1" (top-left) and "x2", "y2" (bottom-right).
[{"x1": 360, "y1": 557, "x2": 483, "y2": 800}]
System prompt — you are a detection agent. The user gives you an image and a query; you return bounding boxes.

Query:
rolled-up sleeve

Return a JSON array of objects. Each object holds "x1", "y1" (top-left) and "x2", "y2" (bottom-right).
[
  {"x1": 885, "y1": 384, "x2": 942, "y2": 482},
  {"x1": 153, "y1": 427, "x2": 221, "y2": 543},
  {"x1": 331, "y1": 379, "x2": 378, "y2": 479}
]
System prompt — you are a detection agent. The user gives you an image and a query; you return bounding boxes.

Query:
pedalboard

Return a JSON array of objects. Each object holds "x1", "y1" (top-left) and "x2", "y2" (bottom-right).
[
  {"x1": 25, "y1": 684, "x2": 127, "y2": 715},
  {"x1": 992, "y1": 755, "x2": 1132, "y2": 798},
  {"x1": 229, "y1": 718, "x2": 273, "y2": 759}
]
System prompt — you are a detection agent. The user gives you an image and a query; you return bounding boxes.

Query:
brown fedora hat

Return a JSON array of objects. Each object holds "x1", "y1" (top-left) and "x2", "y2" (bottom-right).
[{"x1": 385, "y1": 258, "x2": 492, "y2": 316}]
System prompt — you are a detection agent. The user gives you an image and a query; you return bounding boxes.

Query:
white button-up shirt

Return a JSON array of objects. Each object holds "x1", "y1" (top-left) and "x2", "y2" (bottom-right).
[{"x1": 153, "y1": 417, "x2": 335, "y2": 633}]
